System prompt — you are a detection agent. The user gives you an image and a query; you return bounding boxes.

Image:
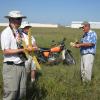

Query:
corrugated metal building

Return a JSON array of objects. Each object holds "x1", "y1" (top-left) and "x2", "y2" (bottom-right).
[
  {"x1": 0, "y1": 23, "x2": 58, "y2": 28},
  {"x1": 71, "y1": 21, "x2": 100, "y2": 29}
]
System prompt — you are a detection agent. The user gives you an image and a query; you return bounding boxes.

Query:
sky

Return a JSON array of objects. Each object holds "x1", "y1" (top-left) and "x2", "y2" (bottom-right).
[{"x1": 0, "y1": 0, "x2": 100, "y2": 25}]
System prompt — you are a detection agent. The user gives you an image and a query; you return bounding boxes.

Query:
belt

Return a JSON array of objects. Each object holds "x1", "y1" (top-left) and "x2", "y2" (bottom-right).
[
  {"x1": 81, "y1": 53, "x2": 95, "y2": 55},
  {"x1": 4, "y1": 61, "x2": 25, "y2": 66}
]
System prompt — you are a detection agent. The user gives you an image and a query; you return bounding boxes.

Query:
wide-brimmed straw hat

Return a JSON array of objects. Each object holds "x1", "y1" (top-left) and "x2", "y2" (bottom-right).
[{"x1": 5, "y1": 11, "x2": 26, "y2": 18}]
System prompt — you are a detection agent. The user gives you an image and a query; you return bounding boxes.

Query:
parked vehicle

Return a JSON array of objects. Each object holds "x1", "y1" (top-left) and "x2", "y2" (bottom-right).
[{"x1": 35, "y1": 38, "x2": 76, "y2": 65}]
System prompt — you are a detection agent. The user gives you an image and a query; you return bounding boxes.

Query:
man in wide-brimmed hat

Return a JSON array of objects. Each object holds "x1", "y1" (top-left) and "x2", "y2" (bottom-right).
[
  {"x1": 1, "y1": 11, "x2": 31, "y2": 100},
  {"x1": 72, "y1": 21, "x2": 97, "y2": 83}
]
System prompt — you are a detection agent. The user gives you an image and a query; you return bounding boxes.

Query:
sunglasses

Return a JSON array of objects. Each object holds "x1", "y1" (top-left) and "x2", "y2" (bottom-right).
[
  {"x1": 10, "y1": 18, "x2": 22, "y2": 21},
  {"x1": 14, "y1": 18, "x2": 22, "y2": 20}
]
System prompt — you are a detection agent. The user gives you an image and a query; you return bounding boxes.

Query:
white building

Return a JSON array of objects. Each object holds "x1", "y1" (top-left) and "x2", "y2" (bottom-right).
[
  {"x1": 30, "y1": 23, "x2": 58, "y2": 28},
  {"x1": 0, "y1": 23, "x2": 58, "y2": 28},
  {"x1": 71, "y1": 21, "x2": 100, "y2": 29},
  {"x1": 0, "y1": 23, "x2": 8, "y2": 26}
]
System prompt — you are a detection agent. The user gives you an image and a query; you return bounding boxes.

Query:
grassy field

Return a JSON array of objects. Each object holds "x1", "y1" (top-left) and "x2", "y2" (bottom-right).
[{"x1": 0, "y1": 27, "x2": 100, "y2": 100}]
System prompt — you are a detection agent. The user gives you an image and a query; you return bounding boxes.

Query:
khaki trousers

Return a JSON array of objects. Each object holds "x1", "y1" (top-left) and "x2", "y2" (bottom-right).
[
  {"x1": 2, "y1": 63, "x2": 26, "y2": 100},
  {"x1": 81, "y1": 54, "x2": 94, "y2": 82}
]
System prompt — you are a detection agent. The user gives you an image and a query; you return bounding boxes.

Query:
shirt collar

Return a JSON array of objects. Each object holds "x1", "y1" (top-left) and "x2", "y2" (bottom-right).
[
  {"x1": 84, "y1": 30, "x2": 93, "y2": 35},
  {"x1": 89, "y1": 30, "x2": 92, "y2": 33}
]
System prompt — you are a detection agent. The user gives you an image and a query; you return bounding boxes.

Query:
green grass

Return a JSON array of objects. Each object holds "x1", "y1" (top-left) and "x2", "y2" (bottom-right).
[{"x1": 0, "y1": 27, "x2": 100, "y2": 100}]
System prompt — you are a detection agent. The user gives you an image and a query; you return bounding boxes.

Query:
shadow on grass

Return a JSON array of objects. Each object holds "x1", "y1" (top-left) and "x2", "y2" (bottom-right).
[{"x1": 26, "y1": 71, "x2": 48, "y2": 100}]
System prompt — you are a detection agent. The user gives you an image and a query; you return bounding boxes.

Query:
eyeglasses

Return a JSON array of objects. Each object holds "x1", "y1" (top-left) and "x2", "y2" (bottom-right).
[{"x1": 14, "y1": 18, "x2": 22, "y2": 21}]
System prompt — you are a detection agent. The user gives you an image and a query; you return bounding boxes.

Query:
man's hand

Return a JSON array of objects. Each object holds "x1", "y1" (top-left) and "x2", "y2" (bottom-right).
[
  {"x1": 74, "y1": 44, "x2": 81, "y2": 48},
  {"x1": 24, "y1": 46, "x2": 33, "y2": 52},
  {"x1": 70, "y1": 42, "x2": 81, "y2": 48},
  {"x1": 32, "y1": 47, "x2": 38, "y2": 51}
]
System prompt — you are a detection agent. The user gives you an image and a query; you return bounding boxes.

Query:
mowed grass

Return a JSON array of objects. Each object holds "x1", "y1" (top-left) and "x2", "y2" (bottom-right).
[{"x1": 0, "y1": 27, "x2": 100, "y2": 100}]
